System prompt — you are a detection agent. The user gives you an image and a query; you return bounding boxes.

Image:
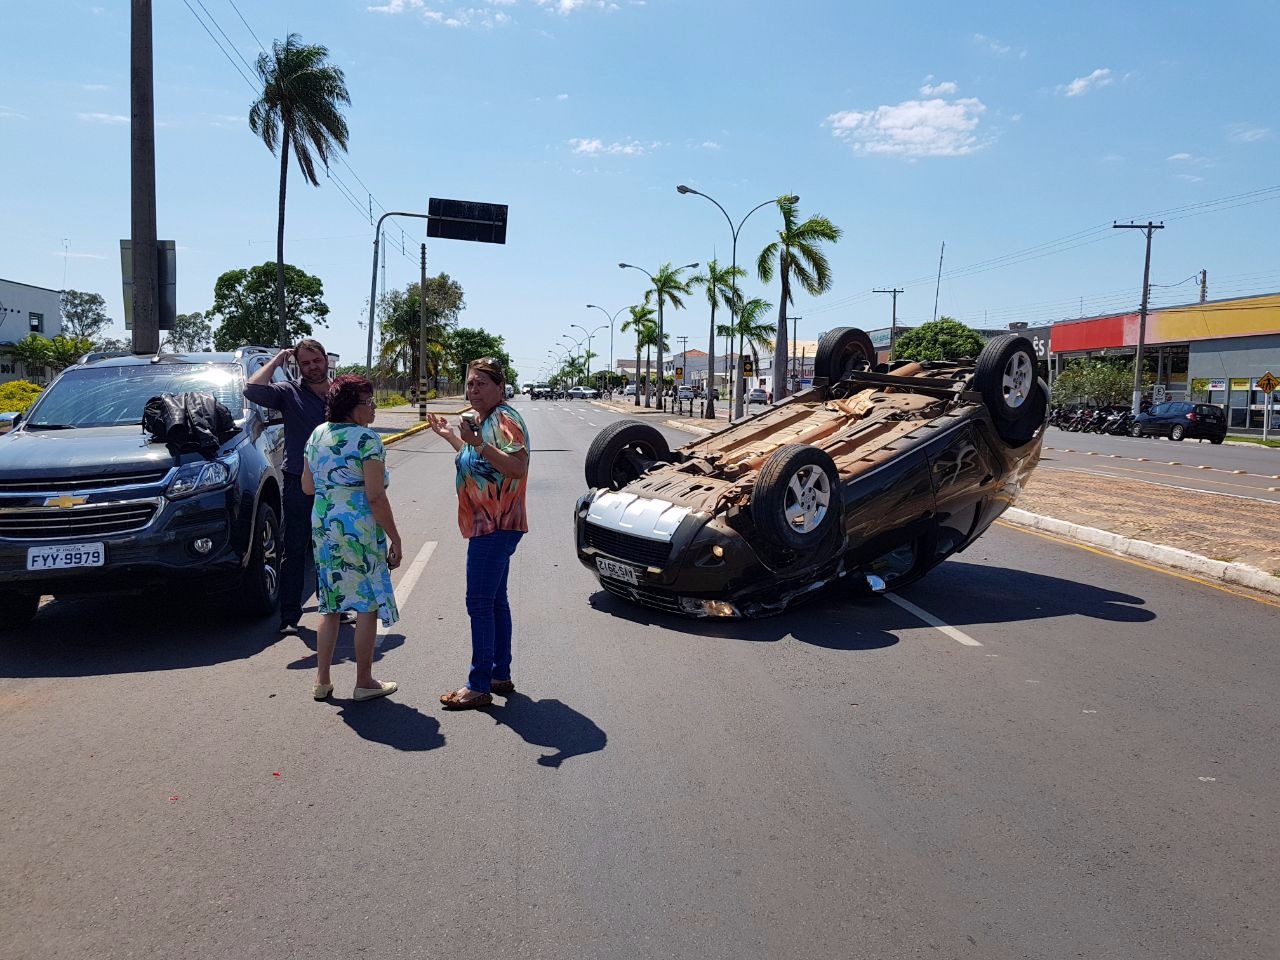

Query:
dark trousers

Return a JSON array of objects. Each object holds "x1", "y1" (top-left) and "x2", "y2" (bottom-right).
[
  {"x1": 465, "y1": 530, "x2": 524, "y2": 693},
  {"x1": 280, "y1": 472, "x2": 315, "y2": 625}
]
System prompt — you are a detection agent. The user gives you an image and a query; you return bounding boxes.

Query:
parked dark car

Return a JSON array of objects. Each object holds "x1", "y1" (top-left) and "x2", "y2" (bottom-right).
[
  {"x1": 574, "y1": 329, "x2": 1049, "y2": 618},
  {"x1": 1131, "y1": 401, "x2": 1227, "y2": 443},
  {"x1": 0, "y1": 348, "x2": 288, "y2": 627}
]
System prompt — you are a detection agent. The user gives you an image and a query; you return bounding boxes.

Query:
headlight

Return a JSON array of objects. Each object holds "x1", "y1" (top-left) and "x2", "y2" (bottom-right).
[{"x1": 167, "y1": 450, "x2": 239, "y2": 499}]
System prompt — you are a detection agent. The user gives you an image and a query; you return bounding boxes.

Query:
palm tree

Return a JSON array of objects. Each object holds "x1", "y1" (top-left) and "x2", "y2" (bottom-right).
[
  {"x1": 717, "y1": 296, "x2": 775, "y2": 417},
  {"x1": 249, "y1": 34, "x2": 351, "y2": 348},
  {"x1": 620, "y1": 304, "x2": 655, "y2": 407},
  {"x1": 641, "y1": 262, "x2": 694, "y2": 411},
  {"x1": 638, "y1": 319, "x2": 670, "y2": 407},
  {"x1": 688, "y1": 259, "x2": 744, "y2": 416},
  {"x1": 756, "y1": 197, "x2": 841, "y2": 401}
]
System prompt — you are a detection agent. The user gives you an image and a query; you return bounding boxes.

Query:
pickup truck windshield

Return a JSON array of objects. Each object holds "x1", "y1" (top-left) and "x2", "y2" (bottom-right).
[{"x1": 25, "y1": 363, "x2": 245, "y2": 428}]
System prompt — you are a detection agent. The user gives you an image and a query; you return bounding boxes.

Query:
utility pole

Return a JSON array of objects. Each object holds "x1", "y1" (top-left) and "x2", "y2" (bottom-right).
[
  {"x1": 1114, "y1": 221, "x2": 1165, "y2": 415},
  {"x1": 873, "y1": 288, "x2": 902, "y2": 360},
  {"x1": 130, "y1": 0, "x2": 159, "y2": 354},
  {"x1": 418, "y1": 244, "x2": 428, "y2": 421},
  {"x1": 1200, "y1": 269, "x2": 1208, "y2": 303},
  {"x1": 785, "y1": 316, "x2": 802, "y2": 386},
  {"x1": 932, "y1": 242, "x2": 945, "y2": 323}
]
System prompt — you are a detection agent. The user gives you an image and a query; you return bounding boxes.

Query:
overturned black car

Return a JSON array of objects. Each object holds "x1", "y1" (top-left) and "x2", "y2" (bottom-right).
[{"x1": 574, "y1": 328, "x2": 1048, "y2": 618}]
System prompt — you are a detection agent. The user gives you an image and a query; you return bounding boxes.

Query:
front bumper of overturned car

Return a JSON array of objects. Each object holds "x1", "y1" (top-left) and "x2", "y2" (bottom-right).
[{"x1": 573, "y1": 490, "x2": 837, "y2": 618}]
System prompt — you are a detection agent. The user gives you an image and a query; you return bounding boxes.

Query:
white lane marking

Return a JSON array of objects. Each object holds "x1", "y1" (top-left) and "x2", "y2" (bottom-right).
[
  {"x1": 586, "y1": 422, "x2": 596, "y2": 426},
  {"x1": 886, "y1": 593, "x2": 983, "y2": 646},
  {"x1": 376, "y1": 540, "x2": 437, "y2": 647}
]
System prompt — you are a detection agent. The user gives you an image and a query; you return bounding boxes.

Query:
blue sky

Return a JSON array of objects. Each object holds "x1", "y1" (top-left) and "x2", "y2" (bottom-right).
[{"x1": 3, "y1": 1, "x2": 1278, "y2": 382}]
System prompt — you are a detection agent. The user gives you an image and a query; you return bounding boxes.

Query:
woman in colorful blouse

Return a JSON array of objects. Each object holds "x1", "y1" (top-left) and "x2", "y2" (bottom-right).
[
  {"x1": 302, "y1": 375, "x2": 402, "y2": 703},
  {"x1": 428, "y1": 358, "x2": 530, "y2": 710}
]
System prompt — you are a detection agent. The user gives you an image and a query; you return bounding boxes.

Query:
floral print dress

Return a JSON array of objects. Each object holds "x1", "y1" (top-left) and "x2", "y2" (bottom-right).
[{"x1": 303, "y1": 423, "x2": 399, "y2": 626}]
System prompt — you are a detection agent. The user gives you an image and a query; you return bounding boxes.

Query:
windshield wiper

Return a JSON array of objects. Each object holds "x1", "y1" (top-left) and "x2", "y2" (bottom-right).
[{"x1": 26, "y1": 423, "x2": 78, "y2": 430}]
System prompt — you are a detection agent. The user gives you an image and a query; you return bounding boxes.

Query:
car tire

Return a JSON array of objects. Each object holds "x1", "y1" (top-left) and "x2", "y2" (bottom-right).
[
  {"x1": 0, "y1": 592, "x2": 40, "y2": 628},
  {"x1": 1129, "y1": 422, "x2": 1144, "y2": 438},
  {"x1": 584, "y1": 420, "x2": 673, "y2": 491},
  {"x1": 1170, "y1": 424, "x2": 1186, "y2": 441},
  {"x1": 241, "y1": 501, "x2": 282, "y2": 617},
  {"x1": 1210, "y1": 435, "x2": 1224, "y2": 445},
  {"x1": 752, "y1": 444, "x2": 843, "y2": 555},
  {"x1": 974, "y1": 334, "x2": 1046, "y2": 445},
  {"x1": 814, "y1": 327, "x2": 876, "y2": 382}
]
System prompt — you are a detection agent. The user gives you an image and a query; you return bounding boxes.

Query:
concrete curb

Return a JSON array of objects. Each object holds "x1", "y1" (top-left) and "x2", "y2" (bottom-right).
[{"x1": 1001, "y1": 508, "x2": 1280, "y2": 596}]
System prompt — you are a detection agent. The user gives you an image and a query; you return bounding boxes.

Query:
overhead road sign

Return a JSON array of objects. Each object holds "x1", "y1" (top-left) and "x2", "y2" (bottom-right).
[{"x1": 427, "y1": 198, "x2": 508, "y2": 244}]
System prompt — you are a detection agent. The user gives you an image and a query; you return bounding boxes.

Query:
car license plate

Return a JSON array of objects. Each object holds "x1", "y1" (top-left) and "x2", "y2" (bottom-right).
[
  {"x1": 27, "y1": 542, "x2": 105, "y2": 571},
  {"x1": 596, "y1": 557, "x2": 639, "y2": 585}
]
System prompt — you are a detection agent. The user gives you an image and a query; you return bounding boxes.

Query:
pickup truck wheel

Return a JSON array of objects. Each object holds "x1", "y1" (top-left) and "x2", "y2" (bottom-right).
[
  {"x1": 752, "y1": 445, "x2": 842, "y2": 554},
  {"x1": 975, "y1": 334, "x2": 1046, "y2": 445},
  {"x1": 242, "y1": 501, "x2": 282, "y2": 617},
  {"x1": 814, "y1": 327, "x2": 876, "y2": 382},
  {"x1": 0, "y1": 592, "x2": 39, "y2": 628},
  {"x1": 584, "y1": 421, "x2": 672, "y2": 490}
]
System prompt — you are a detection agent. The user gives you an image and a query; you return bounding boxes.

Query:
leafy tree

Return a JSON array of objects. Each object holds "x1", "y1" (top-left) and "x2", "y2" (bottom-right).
[
  {"x1": 162, "y1": 312, "x2": 213, "y2": 352},
  {"x1": 209, "y1": 263, "x2": 329, "y2": 351},
  {"x1": 756, "y1": 196, "x2": 841, "y2": 402},
  {"x1": 377, "y1": 273, "x2": 465, "y2": 389},
  {"x1": 893, "y1": 317, "x2": 984, "y2": 362},
  {"x1": 1053, "y1": 358, "x2": 1140, "y2": 408},
  {"x1": 10, "y1": 333, "x2": 95, "y2": 376},
  {"x1": 249, "y1": 34, "x2": 351, "y2": 347},
  {"x1": 620, "y1": 304, "x2": 655, "y2": 407},
  {"x1": 0, "y1": 380, "x2": 43, "y2": 413},
  {"x1": 688, "y1": 259, "x2": 744, "y2": 414},
  {"x1": 717, "y1": 296, "x2": 774, "y2": 408},
  {"x1": 640, "y1": 262, "x2": 694, "y2": 410},
  {"x1": 60, "y1": 290, "x2": 113, "y2": 341},
  {"x1": 445, "y1": 327, "x2": 511, "y2": 384},
  {"x1": 93, "y1": 336, "x2": 131, "y2": 353}
]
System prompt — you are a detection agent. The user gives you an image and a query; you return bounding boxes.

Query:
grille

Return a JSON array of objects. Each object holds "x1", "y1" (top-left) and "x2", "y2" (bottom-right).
[
  {"x1": 0, "y1": 502, "x2": 159, "y2": 540},
  {"x1": 599, "y1": 578, "x2": 683, "y2": 614},
  {"x1": 0, "y1": 468, "x2": 170, "y2": 493},
  {"x1": 583, "y1": 523, "x2": 671, "y2": 568}
]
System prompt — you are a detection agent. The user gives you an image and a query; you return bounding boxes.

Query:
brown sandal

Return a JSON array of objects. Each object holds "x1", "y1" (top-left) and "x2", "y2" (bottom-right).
[{"x1": 440, "y1": 688, "x2": 493, "y2": 710}]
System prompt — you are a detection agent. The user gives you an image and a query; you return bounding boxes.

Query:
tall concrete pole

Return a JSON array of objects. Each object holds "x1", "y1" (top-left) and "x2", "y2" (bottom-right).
[
  {"x1": 1114, "y1": 221, "x2": 1165, "y2": 415},
  {"x1": 418, "y1": 243, "x2": 427, "y2": 421},
  {"x1": 130, "y1": 0, "x2": 159, "y2": 354}
]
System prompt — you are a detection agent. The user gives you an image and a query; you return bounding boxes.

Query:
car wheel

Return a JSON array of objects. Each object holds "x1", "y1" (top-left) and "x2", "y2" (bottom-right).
[
  {"x1": 1170, "y1": 423, "x2": 1186, "y2": 441},
  {"x1": 814, "y1": 327, "x2": 876, "y2": 382},
  {"x1": 0, "y1": 592, "x2": 40, "y2": 628},
  {"x1": 584, "y1": 420, "x2": 673, "y2": 491},
  {"x1": 752, "y1": 444, "x2": 843, "y2": 554},
  {"x1": 1210, "y1": 435, "x2": 1224, "y2": 445},
  {"x1": 974, "y1": 335, "x2": 1046, "y2": 445},
  {"x1": 241, "y1": 501, "x2": 282, "y2": 617},
  {"x1": 1129, "y1": 422, "x2": 1144, "y2": 438}
]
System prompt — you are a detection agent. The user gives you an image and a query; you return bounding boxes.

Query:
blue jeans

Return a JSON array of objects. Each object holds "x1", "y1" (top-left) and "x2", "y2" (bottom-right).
[
  {"x1": 281, "y1": 472, "x2": 314, "y2": 625},
  {"x1": 466, "y1": 530, "x2": 524, "y2": 693}
]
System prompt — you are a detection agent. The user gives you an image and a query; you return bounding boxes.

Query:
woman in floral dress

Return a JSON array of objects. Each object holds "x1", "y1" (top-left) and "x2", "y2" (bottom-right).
[{"x1": 301, "y1": 375, "x2": 402, "y2": 702}]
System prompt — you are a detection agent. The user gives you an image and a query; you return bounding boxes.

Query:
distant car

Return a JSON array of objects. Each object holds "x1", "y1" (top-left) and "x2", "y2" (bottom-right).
[
  {"x1": 623, "y1": 384, "x2": 637, "y2": 397},
  {"x1": 575, "y1": 329, "x2": 1048, "y2": 618},
  {"x1": 748, "y1": 388, "x2": 768, "y2": 404},
  {"x1": 676, "y1": 385, "x2": 695, "y2": 401},
  {"x1": 567, "y1": 386, "x2": 600, "y2": 400},
  {"x1": 530, "y1": 383, "x2": 552, "y2": 400},
  {"x1": 1131, "y1": 401, "x2": 1227, "y2": 443}
]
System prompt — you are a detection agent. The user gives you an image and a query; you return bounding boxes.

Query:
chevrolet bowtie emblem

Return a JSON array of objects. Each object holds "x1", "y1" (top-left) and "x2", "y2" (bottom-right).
[{"x1": 44, "y1": 495, "x2": 88, "y2": 509}]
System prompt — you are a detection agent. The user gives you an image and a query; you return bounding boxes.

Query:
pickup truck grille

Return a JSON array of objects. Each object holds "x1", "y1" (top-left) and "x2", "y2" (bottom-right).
[
  {"x1": 599, "y1": 579, "x2": 683, "y2": 614},
  {"x1": 0, "y1": 502, "x2": 160, "y2": 540},
  {"x1": 0, "y1": 468, "x2": 171, "y2": 493},
  {"x1": 583, "y1": 523, "x2": 672, "y2": 568}
]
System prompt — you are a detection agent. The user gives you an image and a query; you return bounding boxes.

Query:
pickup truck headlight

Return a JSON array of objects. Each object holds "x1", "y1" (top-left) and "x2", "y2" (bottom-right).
[{"x1": 167, "y1": 451, "x2": 239, "y2": 499}]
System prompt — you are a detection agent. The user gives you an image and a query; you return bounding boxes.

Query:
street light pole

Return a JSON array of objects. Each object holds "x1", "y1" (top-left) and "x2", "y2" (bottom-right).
[
  {"x1": 619, "y1": 261, "x2": 698, "y2": 412},
  {"x1": 586, "y1": 304, "x2": 627, "y2": 391},
  {"x1": 572, "y1": 322, "x2": 607, "y2": 393},
  {"x1": 677, "y1": 186, "x2": 798, "y2": 419}
]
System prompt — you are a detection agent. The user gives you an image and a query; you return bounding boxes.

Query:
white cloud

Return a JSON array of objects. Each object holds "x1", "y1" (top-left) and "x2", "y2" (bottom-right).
[
  {"x1": 368, "y1": 0, "x2": 423, "y2": 10},
  {"x1": 568, "y1": 136, "x2": 649, "y2": 156},
  {"x1": 0, "y1": 106, "x2": 27, "y2": 120},
  {"x1": 1167, "y1": 152, "x2": 1212, "y2": 167},
  {"x1": 974, "y1": 32, "x2": 1026, "y2": 58},
  {"x1": 81, "y1": 83, "x2": 109, "y2": 92},
  {"x1": 1167, "y1": 152, "x2": 1191, "y2": 161},
  {"x1": 1174, "y1": 173, "x2": 1203, "y2": 182},
  {"x1": 825, "y1": 96, "x2": 988, "y2": 158},
  {"x1": 1228, "y1": 124, "x2": 1270, "y2": 143},
  {"x1": 699, "y1": 140, "x2": 720, "y2": 150},
  {"x1": 919, "y1": 79, "x2": 957, "y2": 96},
  {"x1": 50, "y1": 251, "x2": 106, "y2": 260},
  {"x1": 556, "y1": 93, "x2": 569, "y2": 100},
  {"x1": 77, "y1": 112, "x2": 129, "y2": 124},
  {"x1": 1058, "y1": 68, "x2": 1112, "y2": 97}
]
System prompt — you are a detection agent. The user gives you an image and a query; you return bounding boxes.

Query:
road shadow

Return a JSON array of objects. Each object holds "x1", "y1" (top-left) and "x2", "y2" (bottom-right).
[
  {"x1": 335, "y1": 698, "x2": 445, "y2": 752},
  {"x1": 485, "y1": 691, "x2": 607, "y2": 768},
  {"x1": 583, "y1": 560, "x2": 1154, "y2": 649},
  {"x1": 0, "y1": 591, "x2": 286, "y2": 678},
  {"x1": 285, "y1": 629, "x2": 407, "y2": 670}
]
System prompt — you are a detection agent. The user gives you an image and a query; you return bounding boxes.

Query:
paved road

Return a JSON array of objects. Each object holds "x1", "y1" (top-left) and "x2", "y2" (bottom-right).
[{"x1": 2, "y1": 399, "x2": 1276, "y2": 960}]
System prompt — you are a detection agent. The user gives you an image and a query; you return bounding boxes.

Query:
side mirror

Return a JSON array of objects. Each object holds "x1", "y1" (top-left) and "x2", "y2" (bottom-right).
[{"x1": 0, "y1": 412, "x2": 21, "y2": 435}]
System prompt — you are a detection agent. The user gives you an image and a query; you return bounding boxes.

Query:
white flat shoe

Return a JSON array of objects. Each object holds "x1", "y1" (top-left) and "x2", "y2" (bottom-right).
[
  {"x1": 313, "y1": 682, "x2": 334, "y2": 701},
  {"x1": 353, "y1": 681, "x2": 397, "y2": 701}
]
